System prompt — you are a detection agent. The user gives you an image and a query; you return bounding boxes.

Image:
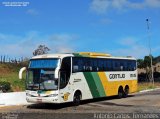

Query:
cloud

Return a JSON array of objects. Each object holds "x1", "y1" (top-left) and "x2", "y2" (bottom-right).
[
  {"x1": 53, "y1": 45, "x2": 74, "y2": 53},
  {"x1": 90, "y1": 0, "x2": 160, "y2": 14},
  {"x1": 111, "y1": 0, "x2": 127, "y2": 10},
  {"x1": 0, "y1": 32, "x2": 40, "y2": 58},
  {"x1": 47, "y1": 33, "x2": 77, "y2": 53},
  {"x1": 99, "y1": 18, "x2": 112, "y2": 25},
  {"x1": 49, "y1": 34, "x2": 77, "y2": 42},
  {"x1": 26, "y1": 9, "x2": 39, "y2": 15},
  {"x1": 0, "y1": 32, "x2": 77, "y2": 58},
  {"x1": 90, "y1": 0, "x2": 110, "y2": 14},
  {"x1": 145, "y1": 0, "x2": 160, "y2": 8},
  {"x1": 109, "y1": 37, "x2": 149, "y2": 58},
  {"x1": 119, "y1": 37, "x2": 138, "y2": 46}
]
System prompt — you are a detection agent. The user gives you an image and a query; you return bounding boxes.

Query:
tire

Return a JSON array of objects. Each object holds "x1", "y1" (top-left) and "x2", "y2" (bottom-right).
[
  {"x1": 123, "y1": 87, "x2": 129, "y2": 98},
  {"x1": 2, "y1": 89, "x2": 6, "y2": 93},
  {"x1": 118, "y1": 87, "x2": 123, "y2": 99},
  {"x1": 73, "y1": 92, "x2": 81, "y2": 106}
]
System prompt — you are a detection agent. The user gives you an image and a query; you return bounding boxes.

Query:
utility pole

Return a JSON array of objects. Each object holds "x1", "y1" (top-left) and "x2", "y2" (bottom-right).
[{"x1": 146, "y1": 18, "x2": 154, "y2": 87}]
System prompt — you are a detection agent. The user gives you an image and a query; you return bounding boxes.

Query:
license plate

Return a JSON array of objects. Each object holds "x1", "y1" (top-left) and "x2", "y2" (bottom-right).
[{"x1": 37, "y1": 98, "x2": 42, "y2": 102}]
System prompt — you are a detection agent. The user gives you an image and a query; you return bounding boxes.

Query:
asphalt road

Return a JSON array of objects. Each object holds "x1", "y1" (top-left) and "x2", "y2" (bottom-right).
[{"x1": 1, "y1": 89, "x2": 160, "y2": 119}]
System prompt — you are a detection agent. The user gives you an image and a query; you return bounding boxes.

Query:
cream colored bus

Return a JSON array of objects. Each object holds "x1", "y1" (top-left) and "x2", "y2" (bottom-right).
[{"x1": 19, "y1": 52, "x2": 137, "y2": 105}]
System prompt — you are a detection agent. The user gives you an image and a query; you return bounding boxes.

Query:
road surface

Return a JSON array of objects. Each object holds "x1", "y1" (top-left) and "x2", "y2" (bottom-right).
[{"x1": 0, "y1": 89, "x2": 160, "y2": 119}]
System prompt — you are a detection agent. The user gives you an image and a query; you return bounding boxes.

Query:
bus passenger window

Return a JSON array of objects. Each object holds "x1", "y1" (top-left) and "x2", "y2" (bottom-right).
[
  {"x1": 92, "y1": 59, "x2": 98, "y2": 72},
  {"x1": 106, "y1": 60, "x2": 112, "y2": 71},
  {"x1": 98, "y1": 59, "x2": 104, "y2": 71},
  {"x1": 103, "y1": 60, "x2": 107, "y2": 71},
  {"x1": 120, "y1": 61, "x2": 124, "y2": 71},
  {"x1": 72, "y1": 58, "x2": 78, "y2": 72},
  {"x1": 120, "y1": 66, "x2": 123, "y2": 71}
]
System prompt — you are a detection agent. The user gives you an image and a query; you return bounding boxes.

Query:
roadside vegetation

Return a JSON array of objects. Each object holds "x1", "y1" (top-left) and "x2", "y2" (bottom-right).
[
  {"x1": 138, "y1": 82, "x2": 160, "y2": 91},
  {"x1": 0, "y1": 63, "x2": 28, "y2": 92}
]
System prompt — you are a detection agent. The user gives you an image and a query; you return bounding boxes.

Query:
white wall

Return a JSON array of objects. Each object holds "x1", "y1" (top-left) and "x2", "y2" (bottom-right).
[{"x1": 0, "y1": 92, "x2": 31, "y2": 107}]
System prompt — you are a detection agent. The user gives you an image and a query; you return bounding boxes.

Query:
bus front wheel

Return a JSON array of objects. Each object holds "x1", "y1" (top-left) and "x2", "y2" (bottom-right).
[{"x1": 73, "y1": 91, "x2": 81, "y2": 106}]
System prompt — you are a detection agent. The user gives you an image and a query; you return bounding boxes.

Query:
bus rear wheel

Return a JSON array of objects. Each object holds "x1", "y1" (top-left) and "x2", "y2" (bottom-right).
[
  {"x1": 123, "y1": 86, "x2": 129, "y2": 98},
  {"x1": 118, "y1": 87, "x2": 123, "y2": 99},
  {"x1": 73, "y1": 92, "x2": 81, "y2": 106}
]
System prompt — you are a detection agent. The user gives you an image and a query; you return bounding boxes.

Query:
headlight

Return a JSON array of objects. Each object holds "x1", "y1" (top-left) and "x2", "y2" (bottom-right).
[
  {"x1": 26, "y1": 93, "x2": 32, "y2": 96},
  {"x1": 26, "y1": 93, "x2": 36, "y2": 97},
  {"x1": 48, "y1": 94, "x2": 58, "y2": 97}
]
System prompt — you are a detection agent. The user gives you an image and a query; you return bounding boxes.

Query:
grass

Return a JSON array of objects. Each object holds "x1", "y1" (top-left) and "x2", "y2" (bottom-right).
[
  {"x1": 138, "y1": 82, "x2": 160, "y2": 91},
  {"x1": 0, "y1": 63, "x2": 26, "y2": 92}
]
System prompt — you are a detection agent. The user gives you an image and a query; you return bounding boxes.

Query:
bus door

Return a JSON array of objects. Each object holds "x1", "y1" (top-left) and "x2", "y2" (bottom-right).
[{"x1": 59, "y1": 57, "x2": 72, "y2": 102}]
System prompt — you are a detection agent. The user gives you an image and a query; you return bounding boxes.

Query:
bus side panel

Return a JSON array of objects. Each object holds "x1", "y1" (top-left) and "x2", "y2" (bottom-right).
[
  {"x1": 98, "y1": 71, "x2": 137, "y2": 96},
  {"x1": 98, "y1": 72, "x2": 116, "y2": 96},
  {"x1": 71, "y1": 72, "x2": 93, "y2": 100},
  {"x1": 59, "y1": 72, "x2": 93, "y2": 103},
  {"x1": 83, "y1": 72, "x2": 107, "y2": 98},
  {"x1": 59, "y1": 71, "x2": 137, "y2": 103}
]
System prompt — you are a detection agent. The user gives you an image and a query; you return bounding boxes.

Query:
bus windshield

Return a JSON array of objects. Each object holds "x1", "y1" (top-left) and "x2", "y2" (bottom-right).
[{"x1": 26, "y1": 59, "x2": 59, "y2": 90}]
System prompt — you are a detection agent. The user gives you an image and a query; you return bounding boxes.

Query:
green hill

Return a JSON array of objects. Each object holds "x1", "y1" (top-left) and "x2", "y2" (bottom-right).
[{"x1": 0, "y1": 63, "x2": 26, "y2": 92}]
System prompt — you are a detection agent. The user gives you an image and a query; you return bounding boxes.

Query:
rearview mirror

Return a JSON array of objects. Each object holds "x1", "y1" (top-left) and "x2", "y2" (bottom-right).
[
  {"x1": 55, "y1": 67, "x2": 59, "y2": 79},
  {"x1": 19, "y1": 67, "x2": 26, "y2": 79}
]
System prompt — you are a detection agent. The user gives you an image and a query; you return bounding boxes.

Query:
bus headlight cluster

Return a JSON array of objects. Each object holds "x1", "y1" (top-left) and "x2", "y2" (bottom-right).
[
  {"x1": 26, "y1": 93, "x2": 32, "y2": 97},
  {"x1": 48, "y1": 94, "x2": 58, "y2": 97}
]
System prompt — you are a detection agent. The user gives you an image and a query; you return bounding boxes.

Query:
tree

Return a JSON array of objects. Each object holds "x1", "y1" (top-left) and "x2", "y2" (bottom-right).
[
  {"x1": 137, "y1": 59, "x2": 144, "y2": 68},
  {"x1": 143, "y1": 55, "x2": 155, "y2": 68},
  {"x1": 33, "y1": 45, "x2": 50, "y2": 56},
  {"x1": 143, "y1": 56, "x2": 151, "y2": 68}
]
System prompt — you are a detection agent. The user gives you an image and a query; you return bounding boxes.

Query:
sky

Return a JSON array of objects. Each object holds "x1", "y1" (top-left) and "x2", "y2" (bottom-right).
[{"x1": 0, "y1": 0, "x2": 160, "y2": 59}]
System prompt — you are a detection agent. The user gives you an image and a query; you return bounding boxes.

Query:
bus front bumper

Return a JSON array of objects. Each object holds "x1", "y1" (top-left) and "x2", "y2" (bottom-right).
[{"x1": 26, "y1": 96, "x2": 60, "y2": 104}]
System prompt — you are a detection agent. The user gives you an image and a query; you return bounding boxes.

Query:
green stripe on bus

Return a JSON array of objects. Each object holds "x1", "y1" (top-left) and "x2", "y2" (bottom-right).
[
  {"x1": 73, "y1": 53, "x2": 89, "y2": 57},
  {"x1": 83, "y1": 72, "x2": 100, "y2": 98},
  {"x1": 91, "y1": 72, "x2": 106, "y2": 97},
  {"x1": 73, "y1": 53, "x2": 83, "y2": 57}
]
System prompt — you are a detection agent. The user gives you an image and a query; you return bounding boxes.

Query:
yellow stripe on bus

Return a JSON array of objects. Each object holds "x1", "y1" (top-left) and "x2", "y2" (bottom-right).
[
  {"x1": 98, "y1": 72, "x2": 137, "y2": 96},
  {"x1": 98, "y1": 72, "x2": 116, "y2": 96},
  {"x1": 97, "y1": 72, "x2": 108, "y2": 96}
]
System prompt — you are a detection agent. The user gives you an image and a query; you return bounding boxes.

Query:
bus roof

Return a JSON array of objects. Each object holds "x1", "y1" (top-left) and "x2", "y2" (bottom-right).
[
  {"x1": 73, "y1": 52, "x2": 136, "y2": 60},
  {"x1": 31, "y1": 52, "x2": 136, "y2": 60}
]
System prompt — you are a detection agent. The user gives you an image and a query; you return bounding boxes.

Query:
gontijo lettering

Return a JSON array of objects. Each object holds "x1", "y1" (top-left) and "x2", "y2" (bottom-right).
[{"x1": 109, "y1": 74, "x2": 125, "y2": 79}]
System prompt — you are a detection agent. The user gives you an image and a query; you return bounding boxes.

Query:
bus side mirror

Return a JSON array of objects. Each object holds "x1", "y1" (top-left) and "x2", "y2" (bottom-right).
[
  {"x1": 19, "y1": 67, "x2": 26, "y2": 80},
  {"x1": 55, "y1": 68, "x2": 59, "y2": 79}
]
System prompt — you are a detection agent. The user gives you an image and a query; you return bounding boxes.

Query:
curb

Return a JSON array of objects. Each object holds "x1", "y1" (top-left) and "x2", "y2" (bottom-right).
[{"x1": 139, "y1": 88, "x2": 160, "y2": 93}]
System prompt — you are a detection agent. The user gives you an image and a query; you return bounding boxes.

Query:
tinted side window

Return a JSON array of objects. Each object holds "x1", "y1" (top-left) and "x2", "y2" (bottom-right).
[
  {"x1": 114, "y1": 60, "x2": 120, "y2": 71},
  {"x1": 98, "y1": 59, "x2": 104, "y2": 71},
  {"x1": 84, "y1": 58, "x2": 92, "y2": 71},
  {"x1": 72, "y1": 57, "x2": 136, "y2": 72},
  {"x1": 61, "y1": 57, "x2": 71, "y2": 71},
  {"x1": 106, "y1": 59, "x2": 112, "y2": 71},
  {"x1": 73, "y1": 57, "x2": 86, "y2": 72},
  {"x1": 92, "y1": 58, "x2": 98, "y2": 71}
]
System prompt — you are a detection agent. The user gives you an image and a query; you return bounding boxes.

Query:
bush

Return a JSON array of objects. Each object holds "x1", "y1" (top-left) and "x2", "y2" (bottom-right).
[{"x1": 0, "y1": 81, "x2": 11, "y2": 92}]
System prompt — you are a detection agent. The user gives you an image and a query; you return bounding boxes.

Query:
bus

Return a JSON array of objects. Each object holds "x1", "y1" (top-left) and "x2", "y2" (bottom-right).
[{"x1": 19, "y1": 52, "x2": 137, "y2": 105}]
